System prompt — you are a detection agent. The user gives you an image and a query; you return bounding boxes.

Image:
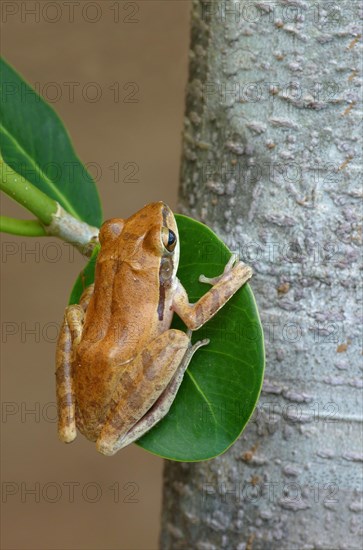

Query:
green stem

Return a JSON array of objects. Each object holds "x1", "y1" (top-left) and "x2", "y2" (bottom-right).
[
  {"x1": 0, "y1": 216, "x2": 47, "y2": 237},
  {"x1": 0, "y1": 157, "x2": 57, "y2": 224},
  {"x1": 0, "y1": 157, "x2": 99, "y2": 255}
]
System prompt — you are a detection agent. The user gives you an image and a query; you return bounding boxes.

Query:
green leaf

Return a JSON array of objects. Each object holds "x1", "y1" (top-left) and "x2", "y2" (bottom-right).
[
  {"x1": 70, "y1": 215, "x2": 265, "y2": 461},
  {"x1": 0, "y1": 58, "x2": 102, "y2": 227},
  {"x1": 69, "y1": 244, "x2": 100, "y2": 306}
]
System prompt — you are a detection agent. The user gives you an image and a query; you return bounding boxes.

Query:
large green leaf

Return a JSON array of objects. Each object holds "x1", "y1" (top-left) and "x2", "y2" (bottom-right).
[
  {"x1": 70, "y1": 214, "x2": 265, "y2": 461},
  {"x1": 0, "y1": 58, "x2": 102, "y2": 227}
]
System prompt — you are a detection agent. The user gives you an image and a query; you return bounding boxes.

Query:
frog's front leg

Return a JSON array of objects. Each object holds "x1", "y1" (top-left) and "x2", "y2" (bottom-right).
[
  {"x1": 55, "y1": 284, "x2": 94, "y2": 443},
  {"x1": 96, "y1": 330, "x2": 208, "y2": 456},
  {"x1": 172, "y1": 257, "x2": 253, "y2": 330}
]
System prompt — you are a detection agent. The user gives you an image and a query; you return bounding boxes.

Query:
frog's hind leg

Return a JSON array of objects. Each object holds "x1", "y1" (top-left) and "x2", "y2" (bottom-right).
[
  {"x1": 56, "y1": 305, "x2": 83, "y2": 442},
  {"x1": 56, "y1": 284, "x2": 94, "y2": 444},
  {"x1": 96, "y1": 330, "x2": 209, "y2": 456},
  {"x1": 79, "y1": 283, "x2": 95, "y2": 311}
]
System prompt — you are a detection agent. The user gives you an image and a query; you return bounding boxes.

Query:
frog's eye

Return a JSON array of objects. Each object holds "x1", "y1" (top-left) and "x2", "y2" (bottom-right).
[{"x1": 161, "y1": 227, "x2": 177, "y2": 252}]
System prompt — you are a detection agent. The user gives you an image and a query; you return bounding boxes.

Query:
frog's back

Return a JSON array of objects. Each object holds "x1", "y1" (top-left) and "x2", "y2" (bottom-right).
[
  {"x1": 81, "y1": 256, "x2": 171, "y2": 354},
  {"x1": 73, "y1": 203, "x2": 178, "y2": 438},
  {"x1": 74, "y1": 256, "x2": 174, "y2": 439}
]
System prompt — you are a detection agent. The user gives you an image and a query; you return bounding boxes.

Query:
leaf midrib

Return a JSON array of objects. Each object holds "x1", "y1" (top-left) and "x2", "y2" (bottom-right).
[
  {"x1": 186, "y1": 370, "x2": 218, "y2": 424},
  {"x1": 0, "y1": 122, "x2": 80, "y2": 220}
]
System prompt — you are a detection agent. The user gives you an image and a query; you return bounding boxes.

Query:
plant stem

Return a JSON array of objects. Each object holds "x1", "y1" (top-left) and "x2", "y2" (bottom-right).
[
  {"x1": 0, "y1": 157, "x2": 57, "y2": 224},
  {"x1": 46, "y1": 203, "x2": 99, "y2": 256},
  {"x1": 0, "y1": 216, "x2": 47, "y2": 236},
  {"x1": 0, "y1": 157, "x2": 100, "y2": 256}
]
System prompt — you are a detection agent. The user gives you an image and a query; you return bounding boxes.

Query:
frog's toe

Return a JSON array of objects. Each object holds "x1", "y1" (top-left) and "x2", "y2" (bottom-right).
[
  {"x1": 96, "y1": 438, "x2": 118, "y2": 456},
  {"x1": 59, "y1": 425, "x2": 77, "y2": 443}
]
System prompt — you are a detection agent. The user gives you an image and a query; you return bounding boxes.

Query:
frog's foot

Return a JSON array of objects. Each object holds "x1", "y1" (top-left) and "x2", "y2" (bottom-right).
[
  {"x1": 186, "y1": 327, "x2": 209, "y2": 352},
  {"x1": 96, "y1": 330, "x2": 209, "y2": 456},
  {"x1": 199, "y1": 253, "x2": 240, "y2": 285}
]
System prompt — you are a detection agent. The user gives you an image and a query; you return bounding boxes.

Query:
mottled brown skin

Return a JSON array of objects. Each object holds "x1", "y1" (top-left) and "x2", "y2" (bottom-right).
[{"x1": 56, "y1": 202, "x2": 253, "y2": 455}]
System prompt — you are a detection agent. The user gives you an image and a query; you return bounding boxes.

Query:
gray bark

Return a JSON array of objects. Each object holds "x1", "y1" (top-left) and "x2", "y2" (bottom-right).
[{"x1": 161, "y1": 1, "x2": 362, "y2": 549}]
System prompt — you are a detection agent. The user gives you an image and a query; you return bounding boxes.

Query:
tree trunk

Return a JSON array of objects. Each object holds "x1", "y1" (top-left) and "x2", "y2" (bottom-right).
[{"x1": 160, "y1": 1, "x2": 362, "y2": 549}]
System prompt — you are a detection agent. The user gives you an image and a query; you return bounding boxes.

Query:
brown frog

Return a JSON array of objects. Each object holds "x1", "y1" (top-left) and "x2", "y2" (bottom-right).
[{"x1": 56, "y1": 202, "x2": 252, "y2": 455}]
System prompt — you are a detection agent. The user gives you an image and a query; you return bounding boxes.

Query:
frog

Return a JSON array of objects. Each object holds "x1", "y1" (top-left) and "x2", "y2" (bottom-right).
[{"x1": 56, "y1": 202, "x2": 252, "y2": 456}]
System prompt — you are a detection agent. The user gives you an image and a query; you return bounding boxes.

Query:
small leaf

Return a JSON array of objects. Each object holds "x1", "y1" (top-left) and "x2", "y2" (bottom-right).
[
  {"x1": 0, "y1": 58, "x2": 102, "y2": 227},
  {"x1": 69, "y1": 215, "x2": 265, "y2": 461},
  {"x1": 69, "y1": 244, "x2": 100, "y2": 306}
]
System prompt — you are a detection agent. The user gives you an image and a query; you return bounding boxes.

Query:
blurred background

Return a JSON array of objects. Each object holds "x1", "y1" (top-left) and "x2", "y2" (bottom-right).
[{"x1": 1, "y1": 2, "x2": 191, "y2": 548}]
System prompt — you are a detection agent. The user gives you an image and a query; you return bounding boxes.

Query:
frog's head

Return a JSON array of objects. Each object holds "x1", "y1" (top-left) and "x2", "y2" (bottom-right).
[{"x1": 98, "y1": 202, "x2": 180, "y2": 273}]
